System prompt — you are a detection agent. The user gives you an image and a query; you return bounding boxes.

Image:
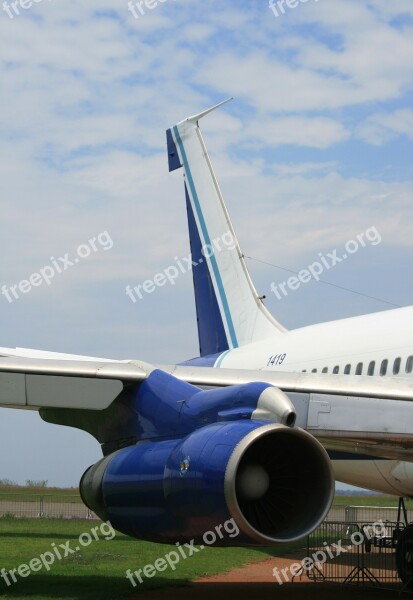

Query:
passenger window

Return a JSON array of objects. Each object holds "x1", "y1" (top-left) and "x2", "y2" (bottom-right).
[
  {"x1": 355, "y1": 362, "x2": 363, "y2": 375},
  {"x1": 322, "y1": 367, "x2": 328, "y2": 373},
  {"x1": 393, "y1": 357, "x2": 401, "y2": 375},
  {"x1": 344, "y1": 364, "x2": 351, "y2": 375},
  {"x1": 406, "y1": 356, "x2": 413, "y2": 374},
  {"x1": 368, "y1": 361, "x2": 375, "y2": 376},
  {"x1": 380, "y1": 359, "x2": 388, "y2": 376},
  {"x1": 333, "y1": 366, "x2": 339, "y2": 374},
  {"x1": 311, "y1": 368, "x2": 317, "y2": 373}
]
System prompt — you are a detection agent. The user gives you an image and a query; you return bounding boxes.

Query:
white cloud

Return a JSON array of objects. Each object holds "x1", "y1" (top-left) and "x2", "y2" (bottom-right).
[
  {"x1": 272, "y1": 162, "x2": 338, "y2": 176},
  {"x1": 358, "y1": 109, "x2": 413, "y2": 145},
  {"x1": 244, "y1": 116, "x2": 350, "y2": 149}
]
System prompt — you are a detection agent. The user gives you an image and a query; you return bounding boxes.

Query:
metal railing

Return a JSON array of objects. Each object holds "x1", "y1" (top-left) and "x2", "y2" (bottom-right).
[
  {"x1": 325, "y1": 505, "x2": 413, "y2": 523},
  {"x1": 290, "y1": 518, "x2": 411, "y2": 591},
  {"x1": 346, "y1": 505, "x2": 413, "y2": 523},
  {"x1": 0, "y1": 493, "x2": 96, "y2": 519}
]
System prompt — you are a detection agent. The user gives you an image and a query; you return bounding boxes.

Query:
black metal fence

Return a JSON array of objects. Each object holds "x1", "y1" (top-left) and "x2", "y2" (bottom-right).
[
  {"x1": 304, "y1": 521, "x2": 401, "y2": 584},
  {"x1": 289, "y1": 518, "x2": 412, "y2": 591}
]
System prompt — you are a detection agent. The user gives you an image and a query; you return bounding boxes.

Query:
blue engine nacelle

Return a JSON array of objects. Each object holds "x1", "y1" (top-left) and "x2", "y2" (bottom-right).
[{"x1": 80, "y1": 419, "x2": 334, "y2": 545}]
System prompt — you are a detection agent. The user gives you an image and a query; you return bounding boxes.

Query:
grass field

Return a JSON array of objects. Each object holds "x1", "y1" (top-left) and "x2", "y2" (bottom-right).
[
  {"x1": 0, "y1": 518, "x2": 303, "y2": 600},
  {"x1": 333, "y1": 494, "x2": 413, "y2": 508},
  {"x1": 0, "y1": 492, "x2": 407, "y2": 600}
]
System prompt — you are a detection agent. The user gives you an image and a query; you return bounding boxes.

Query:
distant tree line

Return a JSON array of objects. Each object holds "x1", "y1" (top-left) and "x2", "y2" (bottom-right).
[{"x1": 0, "y1": 479, "x2": 48, "y2": 487}]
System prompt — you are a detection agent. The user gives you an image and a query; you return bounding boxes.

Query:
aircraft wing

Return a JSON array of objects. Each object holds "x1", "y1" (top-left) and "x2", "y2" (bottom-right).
[
  {"x1": 1, "y1": 352, "x2": 413, "y2": 461},
  {"x1": 0, "y1": 353, "x2": 151, "y2": 410}
]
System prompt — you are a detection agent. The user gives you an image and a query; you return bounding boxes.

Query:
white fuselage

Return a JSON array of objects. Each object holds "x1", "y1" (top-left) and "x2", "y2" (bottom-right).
[
  {"x1": 218, "y1": 306, "x2": 413, "y2": 377},
  {"x1": 217, "y1": 306, "x2": 413, "y2": 496}
]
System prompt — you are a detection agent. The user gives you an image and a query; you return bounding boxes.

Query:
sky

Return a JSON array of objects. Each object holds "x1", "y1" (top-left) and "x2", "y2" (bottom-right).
[{"x1": 0, "y1": 0, "x2": 413, "y2": 487}]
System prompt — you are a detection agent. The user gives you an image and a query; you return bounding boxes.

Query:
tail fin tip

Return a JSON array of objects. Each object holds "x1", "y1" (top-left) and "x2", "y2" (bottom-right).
[{"x1": 166, "y1": 97, "x2": 233, "y2": 173}]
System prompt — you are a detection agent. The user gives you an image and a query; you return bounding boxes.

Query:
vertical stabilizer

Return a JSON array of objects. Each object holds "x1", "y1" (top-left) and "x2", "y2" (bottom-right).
[{"x1": 167, "y1": 101, "x2": 285, "y2": 356}]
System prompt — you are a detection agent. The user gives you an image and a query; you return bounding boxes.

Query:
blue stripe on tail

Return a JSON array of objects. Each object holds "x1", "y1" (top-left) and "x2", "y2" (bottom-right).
[
  {"x1": 185, "y1": 184, "x2": 229, "y2": 356},
  {"x1": 172, "y1": 125, "x2": 238, "y2": 349}
]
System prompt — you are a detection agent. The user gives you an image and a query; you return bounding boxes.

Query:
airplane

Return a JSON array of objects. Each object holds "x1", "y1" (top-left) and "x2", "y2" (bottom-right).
[{"x1": 1, "y1": 98, "x2": 413, "y2": 582}]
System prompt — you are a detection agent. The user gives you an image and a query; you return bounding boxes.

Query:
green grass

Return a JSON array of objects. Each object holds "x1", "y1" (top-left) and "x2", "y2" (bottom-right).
[
  {"x1": 0, "y1": 518, "x2": 303, "y2": 600},
  {"x1": 0, "y1": 491, "x2": 407, "y2": 599},
  {"x1": 0, "y1": 487, "x2": 406, "y2": 507},
  {"x1": 333, "y1": 494, "x2": 413, "y2": 508}
]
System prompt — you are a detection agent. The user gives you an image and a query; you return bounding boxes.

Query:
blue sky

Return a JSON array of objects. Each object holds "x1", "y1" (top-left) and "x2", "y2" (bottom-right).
[{"x1": 0, "y1": 0, "x2": 412, "y2": 486}]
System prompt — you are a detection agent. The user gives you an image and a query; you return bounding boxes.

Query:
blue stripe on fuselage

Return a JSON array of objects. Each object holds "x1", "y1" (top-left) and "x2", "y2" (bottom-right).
[{"x1": 180, "y1": 352, "x2": 226, "y2": 367}]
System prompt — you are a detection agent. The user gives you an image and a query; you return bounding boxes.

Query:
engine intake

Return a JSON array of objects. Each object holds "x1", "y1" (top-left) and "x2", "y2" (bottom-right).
[{"x1": 225, "y1": 424, "x2": 333, "y2": 542}]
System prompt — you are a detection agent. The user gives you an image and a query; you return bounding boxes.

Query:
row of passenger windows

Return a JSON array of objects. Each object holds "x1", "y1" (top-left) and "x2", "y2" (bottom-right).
[{"x1": 302, "y1": 356, "x2": 413, "y2": 376}]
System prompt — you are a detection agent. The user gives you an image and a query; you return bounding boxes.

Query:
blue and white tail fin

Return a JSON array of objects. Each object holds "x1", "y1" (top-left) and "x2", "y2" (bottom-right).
[{"x1": 166, "y1": 99, "x2": 285, "y2": 357}]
